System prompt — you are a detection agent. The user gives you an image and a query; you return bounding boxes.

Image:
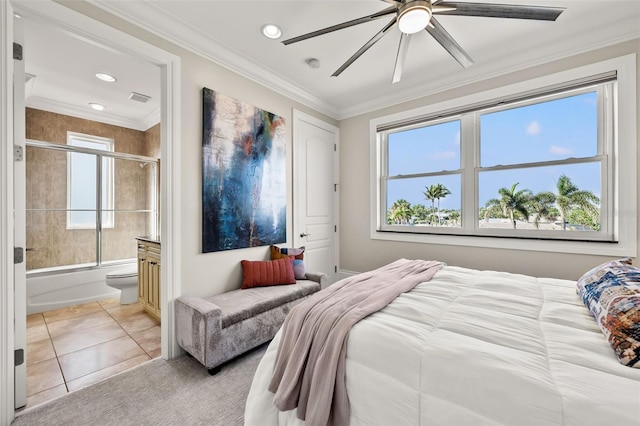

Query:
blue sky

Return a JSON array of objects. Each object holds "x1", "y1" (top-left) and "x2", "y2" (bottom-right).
[{"x1": 387, "y1": 91, "x2": 599, "y2": 210}]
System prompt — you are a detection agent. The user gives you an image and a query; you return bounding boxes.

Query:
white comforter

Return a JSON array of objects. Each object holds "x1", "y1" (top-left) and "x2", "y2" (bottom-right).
[{"x1": 245, "y1": 265, "x2": 640, "y2": 425}]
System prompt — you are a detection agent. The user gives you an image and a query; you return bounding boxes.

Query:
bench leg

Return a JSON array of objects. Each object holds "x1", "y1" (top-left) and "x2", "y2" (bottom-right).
[{"x1": 208, "y1": 366, "x2": 221, "y2": 376}]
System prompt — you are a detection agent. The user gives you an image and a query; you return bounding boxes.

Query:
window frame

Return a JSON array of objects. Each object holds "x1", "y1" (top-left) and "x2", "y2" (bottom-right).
[
  {"x1": 370, "y1": 54, "x2": 637, "y2": 257},
  {"x1": 66, "y1": 131, "x2": 115, "y2": 230}
]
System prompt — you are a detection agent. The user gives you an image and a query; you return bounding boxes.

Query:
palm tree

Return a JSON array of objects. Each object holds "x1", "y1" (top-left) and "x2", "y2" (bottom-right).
[
  {"x1": 424, "y1": 184, "x2": 451, "y2": 225},
  {"x1": 433, "y1": 183, "x2": 451, "y2": 225},
  {"x1": 485, "y1": 183, "x2": 532, "y2": 229},
  {"x1": 529, "y1": 191, "x2": 556, "y2": 228},
  {"x1": 388, "y1": 199, "x2": 412, "y2": 225},
  {"x1": 447, "y1": 209, "x2": 461, "y2": 225},
  {"x1": 554, "y1": 174, "x2": 600, "y2": 230},
  {"x1": 411, "y1": 204, "x2": 429, "y2": 224},
  {"x1": 423, "y1": 185, "x2": 439, "y2": 224}
]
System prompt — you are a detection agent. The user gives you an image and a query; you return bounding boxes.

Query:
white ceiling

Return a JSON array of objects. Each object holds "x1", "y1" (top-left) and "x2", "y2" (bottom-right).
[
  {"x1": 22, "y1": 16, "x2": 161, "y2": 131},
  {"x1": 21, "y1": 0, "x2": 640, "y2": 126}
]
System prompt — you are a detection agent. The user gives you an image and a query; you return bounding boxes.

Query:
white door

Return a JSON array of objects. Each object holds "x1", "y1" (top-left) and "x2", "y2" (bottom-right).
[
  {"x1": 293, "y1": 110, "x2": 339, "y2": 283},
  {"x1": 13, "y1": 16, "x2": 27, "y2": 409}
]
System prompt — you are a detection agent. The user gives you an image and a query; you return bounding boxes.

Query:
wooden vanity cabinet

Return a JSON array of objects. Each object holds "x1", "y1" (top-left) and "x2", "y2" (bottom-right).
[{"x1": 137, "y1": 239, "x2": 161, "y2": 321}]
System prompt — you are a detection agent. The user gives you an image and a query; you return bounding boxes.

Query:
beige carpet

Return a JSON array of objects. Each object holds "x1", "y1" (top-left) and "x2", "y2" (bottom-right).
[{"x1": 12, "y1": 344, "x2": 268, "y2": 426}]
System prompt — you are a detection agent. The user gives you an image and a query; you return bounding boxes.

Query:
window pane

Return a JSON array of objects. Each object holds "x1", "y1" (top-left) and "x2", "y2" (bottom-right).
[
  {"x1": 478, "y1": 162, "x2": 601, "y2": 231},
  {"x1": 480, "y1": 92, "x2": 598, "y2": 167},
  {"x1": 69, "y1": 151, "x2": 97, "y2": 227},
  {"x1": 388, "y1": 120, "x2": 460, "y2": 175},
  {"x1": 386, "y1": 175, "x2": 461, "y2": 227}
]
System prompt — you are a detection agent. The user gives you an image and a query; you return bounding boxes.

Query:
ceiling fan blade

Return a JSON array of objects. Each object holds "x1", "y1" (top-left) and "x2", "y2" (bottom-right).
[
  {"x1": 434, "y1": 2, "x2": 565, "y2": 21},
  {"x1": 426, "y1": 16, "x2": 474, "y2": 68},
  {"x1": 392, "y1": 33, "x2": 411, "y2": 84},
  {"x1": 380, "y1": 0, "x2": 401, "y2": 4},
  {"x1": 282, "y1": 6, "x2": 398, "y2": 45},
  {"x1": 332, "y1": 18, "x2": 397, "y2": 77}
]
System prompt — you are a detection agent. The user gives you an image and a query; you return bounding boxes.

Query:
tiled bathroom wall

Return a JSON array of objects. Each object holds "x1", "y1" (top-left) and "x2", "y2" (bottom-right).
[{"x1": 25, "y1": 109, "x2": 160, "y2": 270}]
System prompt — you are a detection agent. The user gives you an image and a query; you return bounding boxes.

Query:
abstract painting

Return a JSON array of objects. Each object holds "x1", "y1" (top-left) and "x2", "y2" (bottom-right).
[{"x1": 202, "y1": 88, "x2": 287, "y2": 252}]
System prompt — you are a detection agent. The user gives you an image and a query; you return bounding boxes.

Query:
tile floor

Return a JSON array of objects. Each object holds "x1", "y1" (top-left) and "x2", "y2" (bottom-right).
[{"x1": 21, "y1": 298, "x2": 161, "y2": 410}]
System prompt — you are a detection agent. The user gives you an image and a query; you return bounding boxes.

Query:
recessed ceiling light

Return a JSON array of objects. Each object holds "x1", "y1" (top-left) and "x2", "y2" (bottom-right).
[
  {"x1": 14, "y1": 13, "x2": 22, "y2": 19},
  {"x1": 95, "y1": 73, "x2": 117, "y2": 83},
  {"x1": 261, "y1": 23, "x2": 282, "y2": 40},
  {"x1": 89, "y1": 103, "x2": 106, "y2": 111}
]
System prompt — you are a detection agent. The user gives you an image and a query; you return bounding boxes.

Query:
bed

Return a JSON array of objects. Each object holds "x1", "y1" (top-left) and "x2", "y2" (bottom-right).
[{"x1": 244, "y1": 260, "x2": 640, "y2": 426}]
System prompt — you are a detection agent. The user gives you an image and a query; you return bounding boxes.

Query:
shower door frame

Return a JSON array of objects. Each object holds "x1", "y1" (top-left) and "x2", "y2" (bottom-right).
[{"x1": 25, "y1": 138, "x2": 160, "y2": 274}]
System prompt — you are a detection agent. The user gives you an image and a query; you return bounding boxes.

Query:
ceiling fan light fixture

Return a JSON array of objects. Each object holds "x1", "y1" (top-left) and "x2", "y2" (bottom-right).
[{"x1": 398, "y1": 1, "x2": 432, "y2": 34}]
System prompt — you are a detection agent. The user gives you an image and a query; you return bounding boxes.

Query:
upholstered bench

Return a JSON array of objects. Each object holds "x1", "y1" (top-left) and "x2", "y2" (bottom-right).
[{"x1": 175, "y1": 272, "x2": 326, "y2": 374}]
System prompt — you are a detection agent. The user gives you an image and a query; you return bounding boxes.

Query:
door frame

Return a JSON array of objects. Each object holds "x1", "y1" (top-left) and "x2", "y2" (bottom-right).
[
  {"x1": 1, "y1": 1, "x2": 182, "y2": 421},
  {"x1": 1, "y1": 0, "x2": 16, "y2": 422},
  {"x1": 292, "y1": 109, "x2": 339, "y2": 281}
]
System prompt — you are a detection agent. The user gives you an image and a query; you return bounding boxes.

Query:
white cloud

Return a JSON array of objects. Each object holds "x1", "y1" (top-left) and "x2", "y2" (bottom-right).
[
  {"x1": 426, "y1": 151, "x2": 457, "y2": 160},
  {"x1": 527, "y1": 121, "x2": 541, "y2": 135},
  {"x1": 549, "y1": 145, "x2": 573, "y2": 156}
]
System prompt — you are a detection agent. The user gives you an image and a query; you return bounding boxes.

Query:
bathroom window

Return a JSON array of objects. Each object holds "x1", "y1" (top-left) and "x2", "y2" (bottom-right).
[{"x1": 67, "y1": 132, "x2": 115, "y2": 229}]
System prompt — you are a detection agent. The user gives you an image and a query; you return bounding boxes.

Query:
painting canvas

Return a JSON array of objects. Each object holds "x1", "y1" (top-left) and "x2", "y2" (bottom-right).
[{"x1": 202, "y1": 88, "x2": 287, "y2": 253}]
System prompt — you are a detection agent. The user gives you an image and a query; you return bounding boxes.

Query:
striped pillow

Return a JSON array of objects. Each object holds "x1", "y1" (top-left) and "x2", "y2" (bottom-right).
[{"x1": 241, "y1": 257, "x2": 296, "y2": 289}]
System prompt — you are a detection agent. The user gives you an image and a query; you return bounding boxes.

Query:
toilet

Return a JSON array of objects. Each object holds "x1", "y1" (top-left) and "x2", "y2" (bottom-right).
[{"x1": 106, "y1": 265, "x2": 139, "y2": 304}]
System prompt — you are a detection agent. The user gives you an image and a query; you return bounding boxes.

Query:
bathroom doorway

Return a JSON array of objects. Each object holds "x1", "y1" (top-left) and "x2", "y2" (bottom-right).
[{"x1": 10, "y1": 3, "x2": 179, "y2": 412}]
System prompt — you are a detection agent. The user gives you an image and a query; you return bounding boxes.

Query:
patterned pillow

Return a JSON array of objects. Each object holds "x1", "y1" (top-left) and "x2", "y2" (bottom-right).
[
  {"x1": 241, "y1": 257, "x2": 296, "y2": 289},
  {"x1": 577, "y1": 258, "x2": 640, "y2": 367},
  {"x1": 270, "y1": 245, "x2": 306, "y2": 279}
]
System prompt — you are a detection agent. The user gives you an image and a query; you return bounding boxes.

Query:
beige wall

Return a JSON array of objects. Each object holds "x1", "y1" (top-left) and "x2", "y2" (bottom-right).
[
  {"x1": 339, "y1": 40, "x2": 640, "y2": 281},
  {"x1": 25, "y1": 108, "x2": 160, "y2": 270}
]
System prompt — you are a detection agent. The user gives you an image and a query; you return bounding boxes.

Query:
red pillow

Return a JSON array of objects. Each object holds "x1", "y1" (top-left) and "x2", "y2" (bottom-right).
[{"x1": 241, "y1": 257, "x2": 296, "y2": 289}]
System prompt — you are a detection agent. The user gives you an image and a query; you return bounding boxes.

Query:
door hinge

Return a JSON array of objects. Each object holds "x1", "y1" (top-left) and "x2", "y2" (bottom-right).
[
  {"x1": 14, "y1": 247, "x2": 23, "y2": 264},
  {"x1": 334, "y1": 265, "x2": 337, "y2": 273},
  {"x1": 13, "y1": 42, "x2": 22, "y2": 61},
  {"x1": 334, "y1": 143, "x2": 337, "y2": 152},
  {"x1": 14, "y1": 145, "x2": 23, "y2": 162},
  {"x1": 334, "y1": 225, "x2": 337, "y2": 232},
  {"x1": 14, "y1": 349, "x2": 24, "y2": 367}
]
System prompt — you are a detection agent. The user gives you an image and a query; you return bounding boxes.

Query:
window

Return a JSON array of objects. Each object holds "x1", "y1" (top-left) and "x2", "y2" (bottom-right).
[
  {"x1": 67, "y1": 132, "x2": 115, "y2": 229},
  {"x1": 370, "y1": 55, "x2": 637, "y2": 256}
]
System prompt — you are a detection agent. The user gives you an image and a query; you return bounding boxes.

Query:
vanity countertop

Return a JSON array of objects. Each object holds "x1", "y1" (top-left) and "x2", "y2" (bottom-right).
[{"x1": 136, "y1": 236, "x2": 161, "y2": 245}]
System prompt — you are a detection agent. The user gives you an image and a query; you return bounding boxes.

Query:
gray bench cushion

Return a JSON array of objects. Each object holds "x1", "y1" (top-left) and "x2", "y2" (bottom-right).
[{"x1": 207, "y1": 280, "x2": 320, "y2": 328}]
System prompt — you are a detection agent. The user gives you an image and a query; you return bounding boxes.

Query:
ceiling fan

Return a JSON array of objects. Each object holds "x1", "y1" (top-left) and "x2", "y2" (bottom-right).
[{"x1": 282, "y1": 0, "x2": 565, "y2": 83}]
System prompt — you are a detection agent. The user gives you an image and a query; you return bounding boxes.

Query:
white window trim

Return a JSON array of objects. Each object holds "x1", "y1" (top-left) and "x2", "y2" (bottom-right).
[
  {"x1": 66, "y1": 132, "x2": 115, "y2": 230},
  {"x1": 370, "y1": 54, "x2": 637, "y2": 257}
]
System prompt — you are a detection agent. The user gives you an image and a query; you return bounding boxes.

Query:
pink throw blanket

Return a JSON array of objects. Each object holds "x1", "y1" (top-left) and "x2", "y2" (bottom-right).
[{"x1": 268, "y1": 259, "x2": 443, "y2": 426}]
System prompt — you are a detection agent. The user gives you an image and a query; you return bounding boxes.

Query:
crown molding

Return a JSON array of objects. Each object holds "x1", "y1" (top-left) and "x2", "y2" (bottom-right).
[
  {"x1": 26, "y1": 96, "x2": 158, "y2": 131},
  {"x1": 89, "y1": 0, "x2": 639, "y2": 122},
  {"x1": 89, "y1": 0, "x2": 340, "y2": 119}
]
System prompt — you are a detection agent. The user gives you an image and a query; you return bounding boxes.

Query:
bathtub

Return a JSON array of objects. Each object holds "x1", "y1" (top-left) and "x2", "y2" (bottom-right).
[{"x1": 26, "y1": 263, "x2": 136, "y2": 314}]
